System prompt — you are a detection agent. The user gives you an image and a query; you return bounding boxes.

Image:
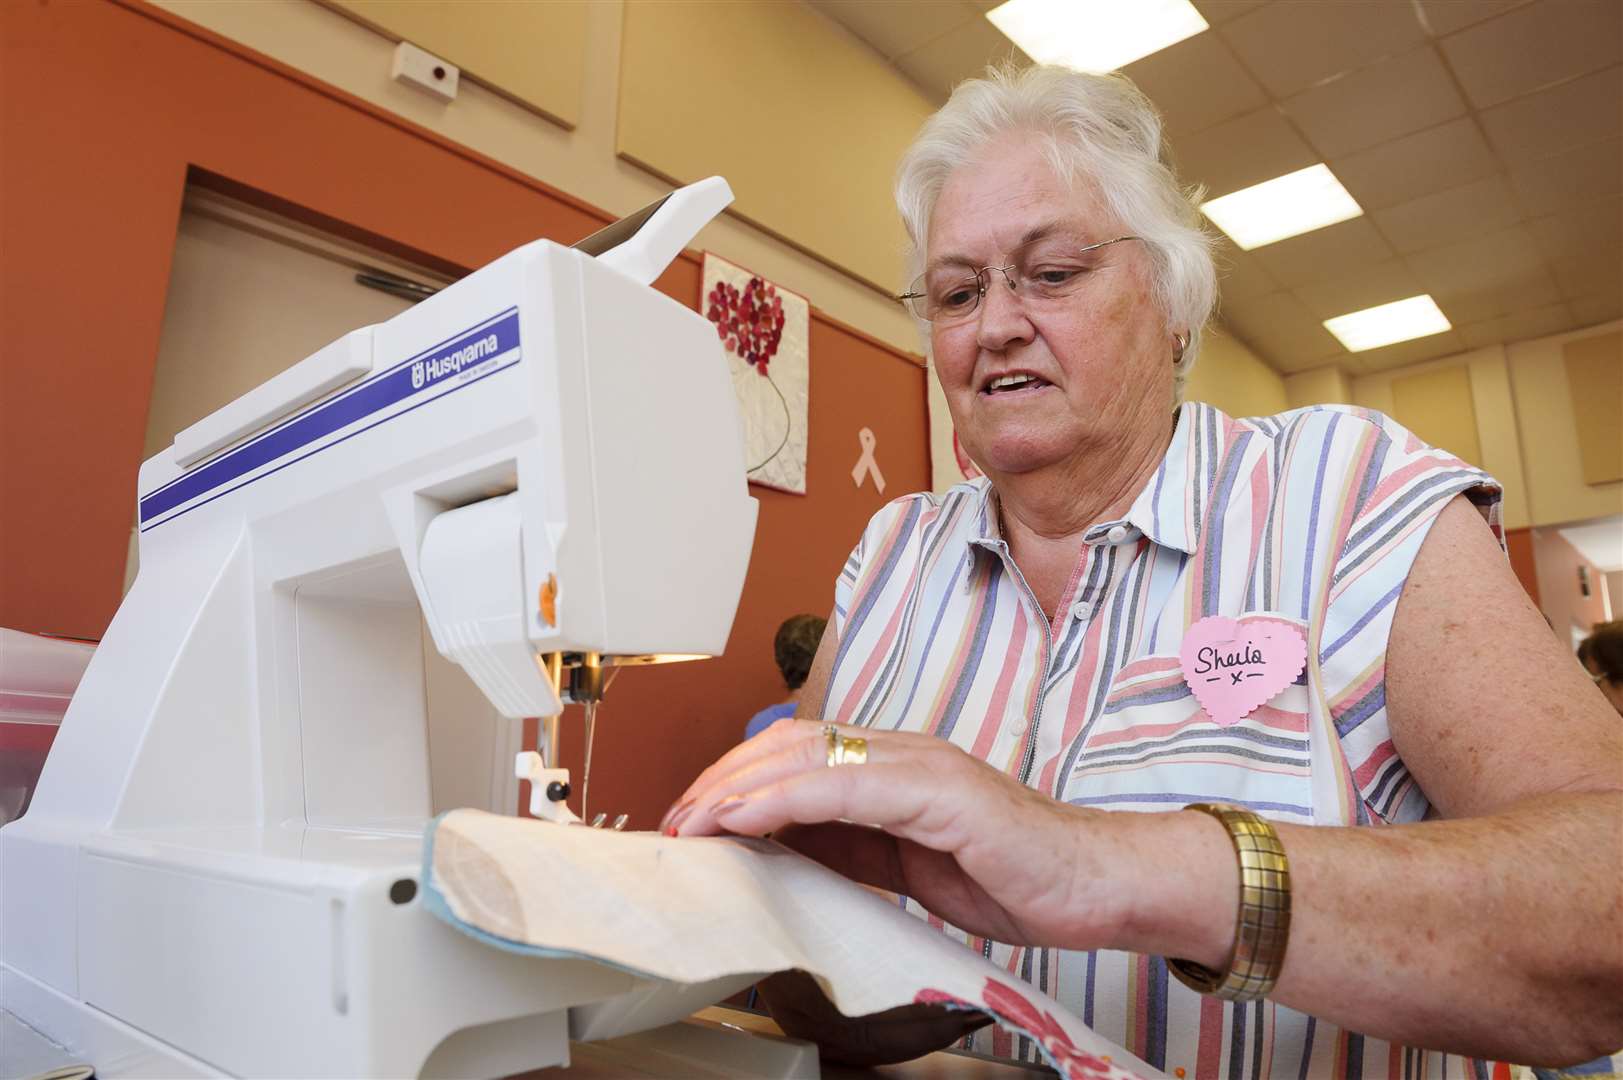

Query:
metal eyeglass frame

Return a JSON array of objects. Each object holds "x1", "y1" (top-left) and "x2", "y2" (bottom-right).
[{"x1": 898, "y1": 235, "x2": 1141, "y2": 323}]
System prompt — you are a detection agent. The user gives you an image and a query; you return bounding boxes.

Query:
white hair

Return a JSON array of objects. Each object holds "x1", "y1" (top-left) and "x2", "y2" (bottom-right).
[{"x1": 895, "y1": 64, "x2": 1217, "y2": 398}]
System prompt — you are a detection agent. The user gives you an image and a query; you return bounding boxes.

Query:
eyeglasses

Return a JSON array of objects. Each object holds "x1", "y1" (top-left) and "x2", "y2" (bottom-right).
[{"x1": 899, "y1": 234, "x2": 1140, "y2": 324}]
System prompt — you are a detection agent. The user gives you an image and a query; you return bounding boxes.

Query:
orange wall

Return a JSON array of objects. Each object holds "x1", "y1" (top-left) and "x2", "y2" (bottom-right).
[
  {"x1": 0, "y1": 0, "x2": 928, "y2": 828},
  {"x1": 1504, "y1": 528, "x2": 1541, "y2": 607},
  {"x1": 1530, "y1": 530, "x2": 1610, "y2": 644}
]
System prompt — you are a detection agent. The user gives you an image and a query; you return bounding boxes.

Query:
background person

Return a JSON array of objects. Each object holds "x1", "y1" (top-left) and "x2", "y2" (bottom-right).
[
  {"x1": 1579, "y1": 620, "x2": 1623, "y2": 718},
  {"x1": 744, "y1": 614, "x2": 828, "y2": 740}
]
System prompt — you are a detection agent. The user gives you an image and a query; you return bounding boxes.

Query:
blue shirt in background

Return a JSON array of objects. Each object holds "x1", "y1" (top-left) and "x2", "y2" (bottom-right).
[{"x1": 744, "y1": 701, "x2": 797, "y2": 741}]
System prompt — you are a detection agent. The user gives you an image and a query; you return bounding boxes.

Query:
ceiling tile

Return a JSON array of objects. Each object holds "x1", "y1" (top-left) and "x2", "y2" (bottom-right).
[
  {"x1": 1175, "y1": 107, "x2": 1319, "y2": 199},
  {"x1": 1122, "y1": 32, "x2": 1267, "y2": 137},
  {"x1": 1550, "y1": 248, "x2": 1623, "y2": 300},
  {"x1": 1459, "y1": 303, "x2": 1577, "y2": 349},
  {"x1": 1331, "y1": 117, "x2": 1499, "y2": 210},
  {"x1": 1349, "y1": 329, "x2": 1468, "y2": 372},
  {"x1": 1437, "y1": 269, "x2": 1567, "y2": 324},
  {"x1": 1220, "y1": 0, "x2": 1429, "y2": 99},
  {"x1": 1372, "y1": 175, "x2": 1522, "y2": 254},
  {"x1": 1508, "y1": 138, "x2": 1623, "y2": 217},
  {"x1": 1415, "y1": 0, "x2": 1533, "y2": 37},
  {"x1": 1406, "y1": 224, "x2": 1550, "y2": 296},
  {"x1": 1283, "y1": 46, "x2": 1466, "y2": 159},
  {"x1": 1219, "y1": 291, "x2": 1347, "y2": 370},
  {"x1": 893, "y1": 12, "x2": 1025, "y2": 100},
  {"x1": 1479, "y1": 65, "x2": 1623, "y2": 167},
  {"x1": 808, "y1": 0, "x2": 982, "y2": 61},
  {"x1": 1441, "y1": 0, "x2": 1621, "y2": 109},
  {"x1": 1251, "y1": 217, "x2": 1396, "y2": 288},
  {"x1": 1529, "y1": 195, "x2": 1623, "y2": 263},
  {"x1": 1212, "y1": 238, "x2": 1282, "y2": 304},
  {"x1": 1570, "y1": 292, "x2": 1623, "y2": 326},
  {"x1": 1293, "y1": 258, "x2": 1425, "y2": 319},
  {"x1": 1189, "y1": 0, "x2": 1269, "y2": 25}
]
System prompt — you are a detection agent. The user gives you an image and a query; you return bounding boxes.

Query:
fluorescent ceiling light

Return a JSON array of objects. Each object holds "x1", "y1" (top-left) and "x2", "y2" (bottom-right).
[
  {"x1": 1199, "y1": 164, "x2": 1363, "y2": 250},
  {"x1": 1323, "y1": 295, "x2": 1452, "y2": 352},
  {"x1": 986, "y1": 0, "x2": 1209, "y2": 73}
]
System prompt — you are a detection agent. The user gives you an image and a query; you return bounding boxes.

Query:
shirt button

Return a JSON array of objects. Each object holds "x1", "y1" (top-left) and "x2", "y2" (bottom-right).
[
  {"x1": 1008, "y1": 718, "x2": 1028, "y2": 736},
  {"x1": 1072, "y1": 599, "x2": 1093, "y2": 619},
  {"x1": 1106, "y1": 525, "x2": 1129, "y2": 543}
]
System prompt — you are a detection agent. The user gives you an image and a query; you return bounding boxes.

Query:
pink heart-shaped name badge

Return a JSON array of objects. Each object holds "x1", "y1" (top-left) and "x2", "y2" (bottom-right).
[{"x1": 1179, "y1": 615, "x2": 1308, "y2": 727}]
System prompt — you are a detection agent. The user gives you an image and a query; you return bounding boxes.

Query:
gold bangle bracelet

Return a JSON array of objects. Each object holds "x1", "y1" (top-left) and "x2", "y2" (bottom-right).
[{"x1": 1166, "y1": 802, "x2": 1291, "y2": 1002}]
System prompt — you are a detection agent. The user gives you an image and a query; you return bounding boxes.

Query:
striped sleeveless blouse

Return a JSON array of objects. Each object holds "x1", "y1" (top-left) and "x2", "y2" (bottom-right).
[{"x1": 824, "y1": 402, "x2": 1504, "y2": 1079}]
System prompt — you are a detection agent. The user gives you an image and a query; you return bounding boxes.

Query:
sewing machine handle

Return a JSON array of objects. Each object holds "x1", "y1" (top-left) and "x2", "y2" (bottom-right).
[{"x1": 590, "y1": 177, "x2": 734, "y2": 287}]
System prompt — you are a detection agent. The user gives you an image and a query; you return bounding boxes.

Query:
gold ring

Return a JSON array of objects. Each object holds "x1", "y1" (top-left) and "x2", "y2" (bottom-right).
[{"x1": 823, "y1": 723, "x2": 868, "y2": 767}]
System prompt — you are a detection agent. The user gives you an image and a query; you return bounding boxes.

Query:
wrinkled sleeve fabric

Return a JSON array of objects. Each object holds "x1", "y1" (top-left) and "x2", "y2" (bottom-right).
[{"x1": 1314, "y1": 408, "x2": 1502, "y2": 825}]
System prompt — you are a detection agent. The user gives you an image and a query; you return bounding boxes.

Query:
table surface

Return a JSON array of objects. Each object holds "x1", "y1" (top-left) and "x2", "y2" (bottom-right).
[
  {"x1": 2, "y1": 1006, "x2": 1055, "y2": 1079},
  {"x1": 545, "y1": 1007, "x2": 1057, "y2": 1080}
]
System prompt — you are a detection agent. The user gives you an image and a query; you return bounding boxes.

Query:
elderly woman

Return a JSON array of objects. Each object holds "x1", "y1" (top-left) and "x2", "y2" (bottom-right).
[{"x1": 665, "y1": 66, "x2": 1623, "y2": 1073}]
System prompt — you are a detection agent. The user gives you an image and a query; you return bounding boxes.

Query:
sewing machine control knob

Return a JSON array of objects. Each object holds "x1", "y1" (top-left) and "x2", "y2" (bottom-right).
[{"x1": 546, "y1": 780, "x2": 571, "y2": 802}]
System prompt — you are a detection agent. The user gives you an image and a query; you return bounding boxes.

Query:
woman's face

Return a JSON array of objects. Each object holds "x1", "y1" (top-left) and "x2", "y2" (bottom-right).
[
  {"x1": 1583, "y1": 656, "x2": 1623, "y2": 717},
  {"x1": 926, "y1": 134, "x2": 1176, "y2": 478}
]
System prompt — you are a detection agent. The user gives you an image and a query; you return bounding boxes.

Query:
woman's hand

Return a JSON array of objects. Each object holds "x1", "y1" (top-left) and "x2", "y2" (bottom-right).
[{"x1": 659, "y1": 718, "x2": 1148, "y2": 952}]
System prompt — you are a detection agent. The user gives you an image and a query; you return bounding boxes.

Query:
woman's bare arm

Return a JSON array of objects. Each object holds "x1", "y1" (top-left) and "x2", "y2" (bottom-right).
[
  {"x1": 1123, "y1": 497, "x2": 1623, "y2": 1062},
  {"x1": 678, "y1": 502, "x2": 1623, "y2": 1064}
]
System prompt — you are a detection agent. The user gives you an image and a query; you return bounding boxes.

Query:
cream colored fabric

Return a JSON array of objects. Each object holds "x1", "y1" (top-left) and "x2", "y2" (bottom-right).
[{"x1": 428, "y1": 809, "x2": 1163, "y2": 1080}]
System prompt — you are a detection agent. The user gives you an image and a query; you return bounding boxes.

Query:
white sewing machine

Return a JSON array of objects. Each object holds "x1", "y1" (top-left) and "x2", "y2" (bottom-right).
[{"x1": 0, "y1": 178, "x2": 775, "y2": 1077}]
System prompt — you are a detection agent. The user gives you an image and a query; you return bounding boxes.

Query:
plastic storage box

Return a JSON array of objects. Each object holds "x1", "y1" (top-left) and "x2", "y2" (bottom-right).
[{"x1": 0, "y1": 628, "x2": 95, "y2": 827}]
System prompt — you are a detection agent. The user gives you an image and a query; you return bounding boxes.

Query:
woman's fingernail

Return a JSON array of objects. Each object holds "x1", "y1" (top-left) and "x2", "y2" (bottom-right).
[
  {"x1": 665, "y1": 801, "x2": 697, "y2": 836},
  {"x1": 712, "y1": 794, "x2": 750, "y2": 817},
  {"x1": 659, "y1": 798, "x2": 693, "y2": 832}
]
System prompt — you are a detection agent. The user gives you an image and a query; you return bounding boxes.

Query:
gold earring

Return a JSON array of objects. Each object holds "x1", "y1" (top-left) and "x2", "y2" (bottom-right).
[{"x1": 1173, "y1": 333, "x2": 1189, "y2": 364}]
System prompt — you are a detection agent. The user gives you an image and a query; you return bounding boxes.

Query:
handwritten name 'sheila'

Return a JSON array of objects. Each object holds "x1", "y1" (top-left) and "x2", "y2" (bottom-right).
[{"x1": 1192, "y1": 643, "x2": 1265, "y2": 675}]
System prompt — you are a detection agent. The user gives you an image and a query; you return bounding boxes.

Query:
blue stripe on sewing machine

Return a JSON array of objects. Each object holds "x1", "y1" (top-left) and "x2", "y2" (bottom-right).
[{"x1": 138, "y1": 308, "x2": 522, "y2": 530}]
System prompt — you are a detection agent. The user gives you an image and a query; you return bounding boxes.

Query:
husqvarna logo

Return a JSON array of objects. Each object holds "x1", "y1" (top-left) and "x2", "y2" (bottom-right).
[{"x1": 412, "y1": 332, "x2": 500, "y2": 391}]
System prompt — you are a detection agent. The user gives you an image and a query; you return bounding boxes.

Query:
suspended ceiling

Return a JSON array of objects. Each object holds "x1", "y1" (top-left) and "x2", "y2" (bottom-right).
[{"x1": 808, "y1": 0, "x2": 1623, "y2": 375}]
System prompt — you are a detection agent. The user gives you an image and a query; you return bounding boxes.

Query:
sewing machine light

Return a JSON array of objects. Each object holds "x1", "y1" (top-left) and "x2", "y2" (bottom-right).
[{"x1": 607, "y1": 653, "x2": 711, "y2": 665}]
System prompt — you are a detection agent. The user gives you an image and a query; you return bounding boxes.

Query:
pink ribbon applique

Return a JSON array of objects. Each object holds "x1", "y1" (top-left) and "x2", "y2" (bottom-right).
[{"x1": 851, "y1": 427, "x2": 886, "y2": 494}]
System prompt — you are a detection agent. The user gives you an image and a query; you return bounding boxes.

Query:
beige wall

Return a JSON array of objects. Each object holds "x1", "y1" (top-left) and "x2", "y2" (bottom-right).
[
  {"x1": 320, "y1": 0, "x2": 588, "y2": 127},
  {"x1": 152, "y1": 0, "x2": 921, "y2": 360},
  {"x1": 1389, "y1": 365, "x2": 1483, "y2": 467},
  {"x1": 1353, "y1": 344, "x2": 1536, "y2": 530},
  {"x1": 618, "y1": 1, "x2": 933, "y2": 293},
  {"x1": 1185, "y1": 328, "x2": 1289, "y2": 418},
  {"x1": 1284, "y1": 366, "x2": 1352, "y2": 409},
  {"x1": 1352, "y1": 322, "x2": 1623, "y2": 532},
  {"x1": 1511, "y1": 322, "x2": 1623, "y2": 527}
]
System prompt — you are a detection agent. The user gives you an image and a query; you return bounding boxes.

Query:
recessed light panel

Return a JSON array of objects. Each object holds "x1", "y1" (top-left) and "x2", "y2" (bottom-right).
[
  {"x1": 1199, "y1": 165, "x2": 1364, "y2": 250},
  {"x1": 986, "y1": 0, "x2": 1210, "y2": 74},
  {"x1": 1323, "y1": 295, "x2": 1452, "y2": 352}
]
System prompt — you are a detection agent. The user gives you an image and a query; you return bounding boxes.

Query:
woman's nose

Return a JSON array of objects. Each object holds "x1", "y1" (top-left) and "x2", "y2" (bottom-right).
[{"x1": 975, "y1": 271, "x2": 1034, "y2": 351}]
